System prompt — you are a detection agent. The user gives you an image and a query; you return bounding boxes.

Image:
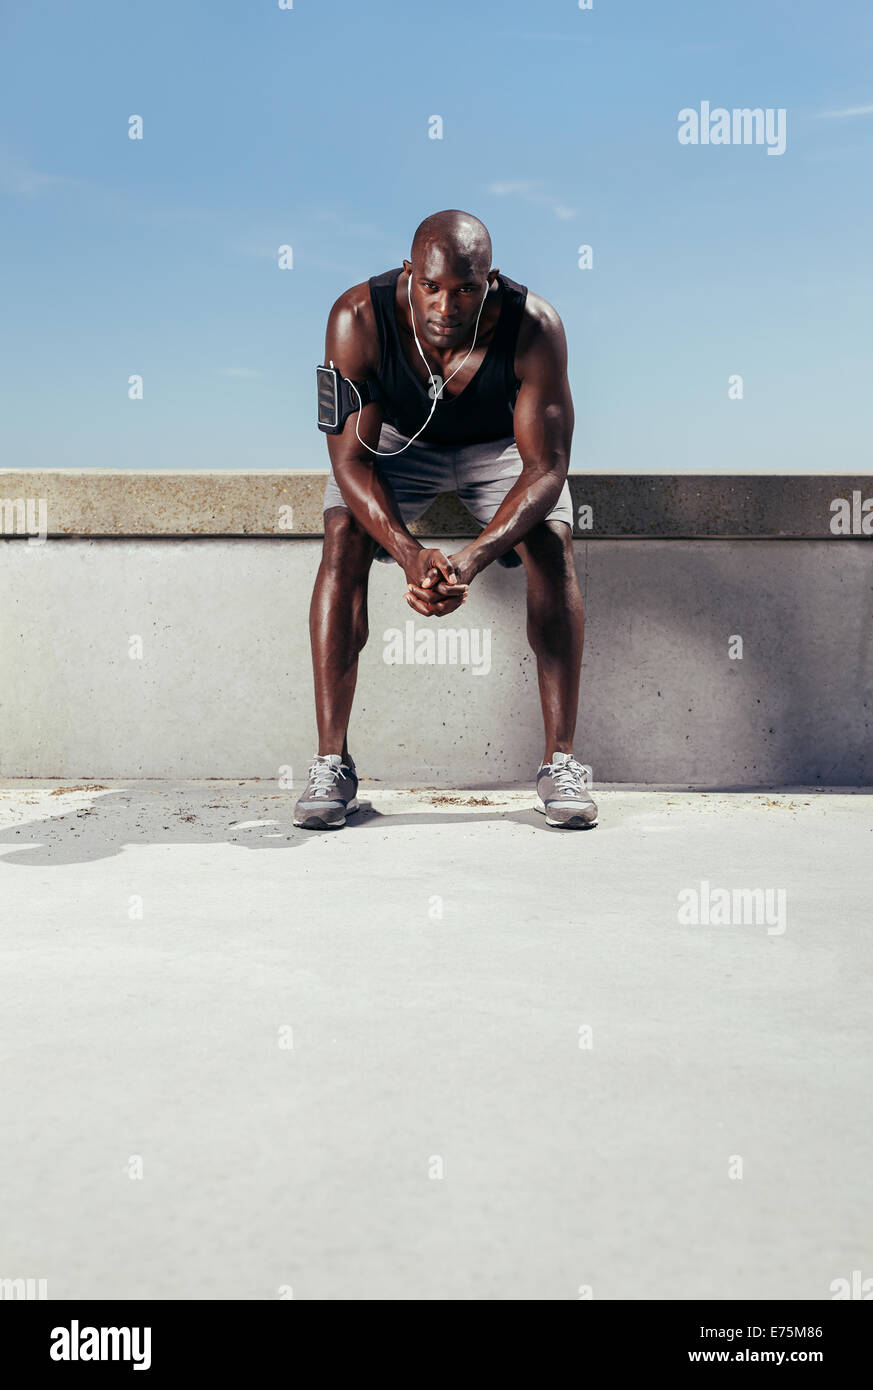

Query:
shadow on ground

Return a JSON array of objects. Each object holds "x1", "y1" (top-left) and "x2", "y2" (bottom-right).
[{"x1": 0, "y1": 786, "x2": 602, "y2": 867}]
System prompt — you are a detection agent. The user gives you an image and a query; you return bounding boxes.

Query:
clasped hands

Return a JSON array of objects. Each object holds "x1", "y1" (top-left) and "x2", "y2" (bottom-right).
[{"x1": 403, "y1": 547, "x2": 478, "y2": 618}]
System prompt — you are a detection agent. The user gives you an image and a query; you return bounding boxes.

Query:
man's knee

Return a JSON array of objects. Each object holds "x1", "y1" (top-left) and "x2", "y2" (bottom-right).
[
  {"x1": 322, "y1": 507, "x2": 377, "y2": 570},
  {"x1": 518, "y1": 519, "x2": 575, "y2": 574}
]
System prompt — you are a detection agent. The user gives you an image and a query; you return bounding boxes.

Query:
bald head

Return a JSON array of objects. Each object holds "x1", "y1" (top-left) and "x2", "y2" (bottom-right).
[
  {"x1": 410, "y1": 209, "x2": 492, "y2": 275},
  {"x1": 404, "y1": 210, "x2": 496, "y2": 351}
]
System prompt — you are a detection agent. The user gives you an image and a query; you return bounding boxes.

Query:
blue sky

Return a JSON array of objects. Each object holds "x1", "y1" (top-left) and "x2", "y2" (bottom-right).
[{"x1": 1, "y1": 0, "x2": 871, "y2": 473}]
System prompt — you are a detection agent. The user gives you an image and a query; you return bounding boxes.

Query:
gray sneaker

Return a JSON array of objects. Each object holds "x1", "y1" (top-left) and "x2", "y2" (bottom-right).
[
  {"x1": 293, "y1": 753, "x2": 360, "y2": 829},
  {"x1": 535, "y1": 752, "x2": 598, "y2": 828}
]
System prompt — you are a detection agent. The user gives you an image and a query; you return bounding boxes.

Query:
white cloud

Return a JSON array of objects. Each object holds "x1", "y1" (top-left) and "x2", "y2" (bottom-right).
[
  {"x1": 488, "y1": 180, "x2": 538, "y2": 196},
  {"x1": 487, "y1": 180, "x2": 577, "y2": 221},
  {"x1": 0, "y1": 149, "x2": 84, "y2": 197},
  {"x1": 233, "y1": 240, "x2": 282, "y2": 262},
  {"x1": 312, "y1": 207, "x2": 391, "y2": 241},
  {"x1": 517, "y1": 33, "x2": 592, "y2": 41},
  {"x1": 814, "y1": 104, "x2": 873, "y2": 119}
]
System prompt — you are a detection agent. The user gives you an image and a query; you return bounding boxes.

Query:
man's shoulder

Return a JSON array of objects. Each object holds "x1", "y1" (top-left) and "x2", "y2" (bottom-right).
[
  {"x1": 329, "y1": 279, "x2": 375, "y2": 326},
  {"x1": 330, "y1": 268, "x2": 398, "y2": 319},
  {"x1": 328, "y1": 268, "x2": 401, "y2": 347},
  {"x1": 325, "y1": 278, "x2": 383, "y2": 372},
  {"x1": 512, "y1": 289, "x2": 566, "y2": 374},
  {"x1": 517, "y1": 288, "x2": 564, "y2": 342},
  {"x1": 514, "y1": 287, "x2": 569, "y2": 369}
]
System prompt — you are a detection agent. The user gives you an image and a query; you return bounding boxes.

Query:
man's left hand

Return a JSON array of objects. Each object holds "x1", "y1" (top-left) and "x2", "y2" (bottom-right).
[{"x1": 405, "y1": 548, "x2": 480, "y2": 617}]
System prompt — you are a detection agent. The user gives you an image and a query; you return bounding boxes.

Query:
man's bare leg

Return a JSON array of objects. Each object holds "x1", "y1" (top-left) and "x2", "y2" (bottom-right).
[
  {"x1": 309, "y1": 508, "x2": 378, "y2": 761},
  {"x1": 515, "y1": 519, "x2": 584, "y2": 766}
]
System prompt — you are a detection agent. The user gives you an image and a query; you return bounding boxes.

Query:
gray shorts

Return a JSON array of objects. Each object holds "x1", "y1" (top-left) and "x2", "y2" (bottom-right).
[{"x1": 322, "y1": 422, "x2": 573, "y2": 563}]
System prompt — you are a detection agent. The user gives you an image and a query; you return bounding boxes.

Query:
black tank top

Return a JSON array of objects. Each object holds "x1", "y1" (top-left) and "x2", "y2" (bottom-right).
[{"x1": 368, "y1": 267, "x2": 528, "y2": 447}]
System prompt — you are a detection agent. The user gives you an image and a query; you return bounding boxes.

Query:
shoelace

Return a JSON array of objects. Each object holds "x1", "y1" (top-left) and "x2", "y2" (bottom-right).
[
  {"x1": 308, "y1": 760, "x2": 347, "y2": 796},
  {"x1": 550, "y1": 758, "x2": 592, "y2": 799}
]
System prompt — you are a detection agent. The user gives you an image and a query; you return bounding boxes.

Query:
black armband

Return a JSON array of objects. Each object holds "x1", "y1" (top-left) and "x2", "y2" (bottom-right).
[{"x1": 316, "y1": 363, "x2": 379, "y2": 434}]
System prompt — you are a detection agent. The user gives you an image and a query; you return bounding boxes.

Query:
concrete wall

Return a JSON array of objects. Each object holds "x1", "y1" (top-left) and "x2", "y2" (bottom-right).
[
  {"x1": 2, "y1": 467, "x2": 872, "y2": 784},
  {"x1": 2, "y1": 469, "x2": 872, "y2": 538}
]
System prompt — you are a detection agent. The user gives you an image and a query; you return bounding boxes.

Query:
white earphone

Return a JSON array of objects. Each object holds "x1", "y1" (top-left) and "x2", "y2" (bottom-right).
[{"x1": 347, "y1": 272, "x2": 492, "y2": 458}]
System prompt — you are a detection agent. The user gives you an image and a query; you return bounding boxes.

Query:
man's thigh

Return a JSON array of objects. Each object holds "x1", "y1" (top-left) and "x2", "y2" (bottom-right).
[
  {"x1": 322, "y1": 423, "x2": 455, "y2": 560},
  {"x1": 453, "y1": 436, "x2": 574, "y2": 533}
]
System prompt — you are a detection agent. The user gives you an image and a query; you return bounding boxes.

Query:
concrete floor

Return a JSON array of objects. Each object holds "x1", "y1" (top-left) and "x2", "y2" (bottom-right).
[{"x1": 0, "y1": 780, "x2": 871, "y2": 1301}]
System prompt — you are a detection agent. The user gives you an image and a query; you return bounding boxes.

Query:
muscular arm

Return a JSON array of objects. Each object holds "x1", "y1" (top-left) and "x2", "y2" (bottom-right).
[
  {"x1": 323, "y1": 289, "x2": 423, "y2": 570},
  {"x1": 458, "y1": 300, "x2": 574, "y2": 575}
]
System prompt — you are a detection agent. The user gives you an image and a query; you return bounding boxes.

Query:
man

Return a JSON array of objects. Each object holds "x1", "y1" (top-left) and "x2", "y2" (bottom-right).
[{"x1": 294, "y1": 209, "x2": 597, "y2": 830}]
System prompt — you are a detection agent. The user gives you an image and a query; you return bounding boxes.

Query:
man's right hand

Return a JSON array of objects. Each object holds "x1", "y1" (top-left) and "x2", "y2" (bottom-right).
[{"x1": 404, "y1": 548, "x2": 469, "y2": 618}]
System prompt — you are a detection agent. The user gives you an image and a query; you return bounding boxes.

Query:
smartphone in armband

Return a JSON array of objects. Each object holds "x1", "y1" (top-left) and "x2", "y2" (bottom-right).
[{"x1": 317, "y1": 363, "x2": 378, "y2": 434}]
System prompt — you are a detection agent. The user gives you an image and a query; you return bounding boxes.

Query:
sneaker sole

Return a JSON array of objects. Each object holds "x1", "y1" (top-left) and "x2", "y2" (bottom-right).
[
  {"x1": 294, "y1": 797, "x2": 360, "y2": 830},
  {"x1": 534, "y1": 802, "x2": 597, "y2": 828}
]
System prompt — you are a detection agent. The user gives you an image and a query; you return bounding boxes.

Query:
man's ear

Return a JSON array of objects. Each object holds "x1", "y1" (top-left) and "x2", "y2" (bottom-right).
[
  {"x1": 489, "y1": 267, "x2": 499, "y2": 286},
  {"x1": 402, "y1": 258, "x2": 412, "y2": 276}
]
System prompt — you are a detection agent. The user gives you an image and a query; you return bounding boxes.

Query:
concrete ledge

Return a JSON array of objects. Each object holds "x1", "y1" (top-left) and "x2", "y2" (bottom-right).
[
  {"x1": 2, "y1": 470, "x2": 873, "y2": 538},
  {"x1": 2, "y1": 536, "x2": 871, "y2": 783},
  {"x1": 3, "y1": 472, "x2": 872, "y2": 784}
]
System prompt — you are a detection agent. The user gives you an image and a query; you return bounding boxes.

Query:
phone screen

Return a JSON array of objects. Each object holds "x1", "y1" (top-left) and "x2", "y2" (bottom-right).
[{"x1": 316, "y1": 367, "x2": 339, "y2": 428}]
